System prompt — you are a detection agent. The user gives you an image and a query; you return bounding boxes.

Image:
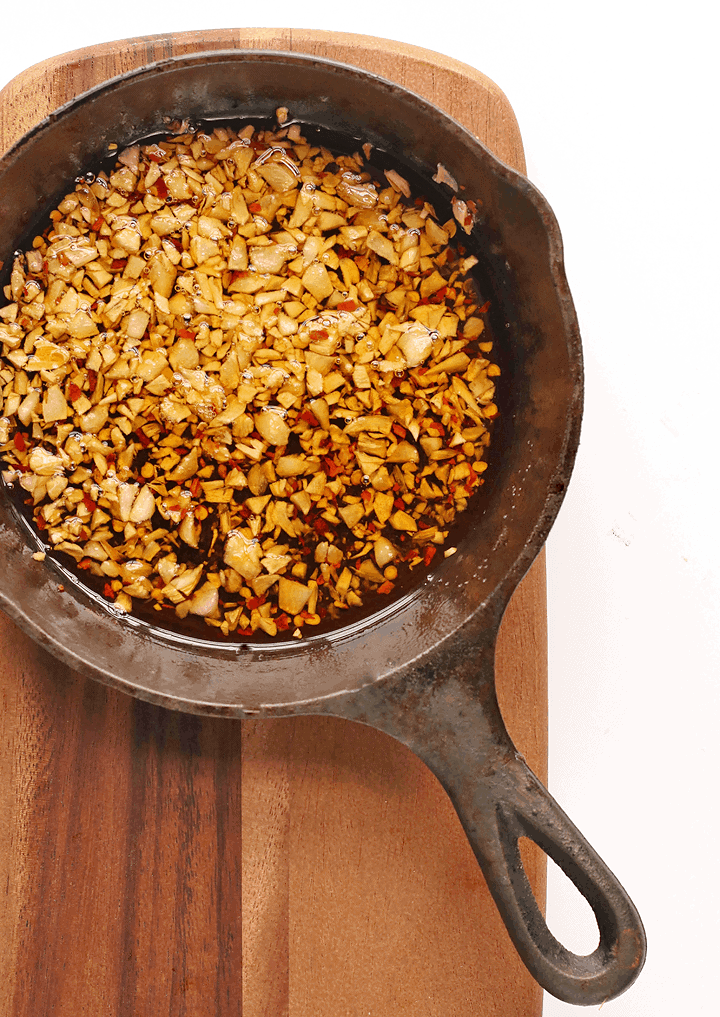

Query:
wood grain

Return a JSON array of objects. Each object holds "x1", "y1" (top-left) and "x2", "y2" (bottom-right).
[{"x1": 0, "y1": 30, "x2": 546, "y2": 1017}]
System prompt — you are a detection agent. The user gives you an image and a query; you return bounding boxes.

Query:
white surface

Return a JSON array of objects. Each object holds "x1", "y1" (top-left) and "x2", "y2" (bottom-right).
[{"x1": 2, "y1": 4, "x2": 717, "y2": 1013}]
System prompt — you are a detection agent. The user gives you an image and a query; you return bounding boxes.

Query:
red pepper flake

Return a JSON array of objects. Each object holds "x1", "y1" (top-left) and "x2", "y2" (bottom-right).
[
  {"x1": 300, "y1": 409, "x2": 318, "y2": 426},
  {"x1": 361, "y1": 489, "x2": 373, "y2": 503},
  {"x1": 276, "y1": 613, "x2": 291, "y2": 631},
  {"x1": 248, "y1": 201, "x2": 262, "y2": 213},
  {"x1": 337, "y1": 299, "x2": 357, "y2": 312},
  {"x1": 189, "y1": 477, "x2": 201, "y2": 498},
  {"x1": 237, "y1": 627, "x2": 254, "y2": 637},
  {"x1": 103, "y1": 583, "x2": 115, "y2": 600},
  {"x1": 428, "y1": 421, "x2": 445, "y2": 435},
  {"x1": 87, "y1": 369, "x2": 98, "y2": 391},
  {"x1": 91, "y1": 215, "x2": 105, "y2": 232},
  {"x1": 13, "y1": 432, "x2": 26, "y2": 452},
  {"x1": 309, "y1": 329, "x2": 329, "y2": 340},
  {"x1": 423, "y1": 546, "x2": 437, "y2": 567},
  {"x1": 36, "y1": 517, "x2": 46, "y2": 530},
  {"x1": 82, "y1": 493, "x2": 97, "y2": 512},
  {"x1": 155, "y1": 178, "x2": 168, "y2": 199},
  {"x1": 77, "y1": 558, "x2": 93, "y2": 571},
  {"x1": 246, "y1": 596, "x2": 265, "y2": 610},
  {"x1": 391, "y1": 423, "x2": 407, "y2": 439},
  {"x1": 478, "y1": 300, "x2": 491, "y2": 313},
  {"x1": 314, "y1": 517, "x2": 329, "y2": 534},
  {"x1": 110, "y1": 258, "x2": 127, "y2": 271},
  {"x1": 377, "y1": 581, "x2": 395, "y2": 595},
  {"x1": 322, "y1": 457, "x2": 342, "y2": 477},
  {"x1": 218, "y1": 464, "x2": 227, "y2": 479},
  {"x1": 393, "y1": 498, "x2": 405, "y2": 510},
  {"x1": 135, "y1": 427, "x2": 151, "y2": 448},
  {"x1": 177, "y1": 328, "x2": 195, "y2": 339}
]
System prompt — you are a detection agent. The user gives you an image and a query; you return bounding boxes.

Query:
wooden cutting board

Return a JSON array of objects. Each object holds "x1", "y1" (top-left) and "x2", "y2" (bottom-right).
[{"x1": 0, "y1": 30, "x2": 547, "y2": 1017}]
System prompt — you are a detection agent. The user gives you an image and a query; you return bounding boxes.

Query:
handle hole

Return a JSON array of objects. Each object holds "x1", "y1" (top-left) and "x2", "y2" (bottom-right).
[
  {"x1": 519, "y1": 837, "x2": 600, "y2": 955},
  {"x1": 546, "y1": 849, "x2": 600, "y2": 956}
]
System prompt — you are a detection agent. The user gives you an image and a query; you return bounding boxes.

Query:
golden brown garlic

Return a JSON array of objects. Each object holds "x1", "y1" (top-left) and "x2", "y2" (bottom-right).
[{"x1": 0, "y1": 120, "x2": 499, "y2": 639}]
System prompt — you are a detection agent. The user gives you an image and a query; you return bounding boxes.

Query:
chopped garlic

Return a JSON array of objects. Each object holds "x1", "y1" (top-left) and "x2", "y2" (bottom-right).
[{"x1": 0, "y1": 120, "x2": 499, "y2": 640}]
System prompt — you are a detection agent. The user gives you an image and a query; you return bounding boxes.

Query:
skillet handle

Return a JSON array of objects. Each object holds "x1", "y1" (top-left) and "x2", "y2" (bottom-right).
[
  {"x1": 333, "y1": 643, "x2": 646, "y2": 1005},
  {"x1": 459, "y1": 747, "x2": 647, "y2": 1005}
]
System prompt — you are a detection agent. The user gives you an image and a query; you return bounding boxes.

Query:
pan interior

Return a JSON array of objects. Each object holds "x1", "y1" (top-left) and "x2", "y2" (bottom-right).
[{"x1": 0, "y1": 51, "x2": 581, "y2": 713}]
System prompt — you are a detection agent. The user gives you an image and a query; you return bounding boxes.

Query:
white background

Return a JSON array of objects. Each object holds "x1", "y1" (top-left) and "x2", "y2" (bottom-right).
[{"x1": 2, "y1": 3, "x2": 717, "y2": 1014}]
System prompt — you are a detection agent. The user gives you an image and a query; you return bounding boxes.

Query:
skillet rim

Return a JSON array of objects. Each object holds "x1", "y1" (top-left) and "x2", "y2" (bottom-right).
[{"x1": 0, "y1": 48, "x2": 582, "y2": 714}]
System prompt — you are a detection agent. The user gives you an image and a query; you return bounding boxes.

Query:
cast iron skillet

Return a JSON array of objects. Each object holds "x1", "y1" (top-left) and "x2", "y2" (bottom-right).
[{"x1": 0, "y1": 51, "x2": 646, "y2": 1006}]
